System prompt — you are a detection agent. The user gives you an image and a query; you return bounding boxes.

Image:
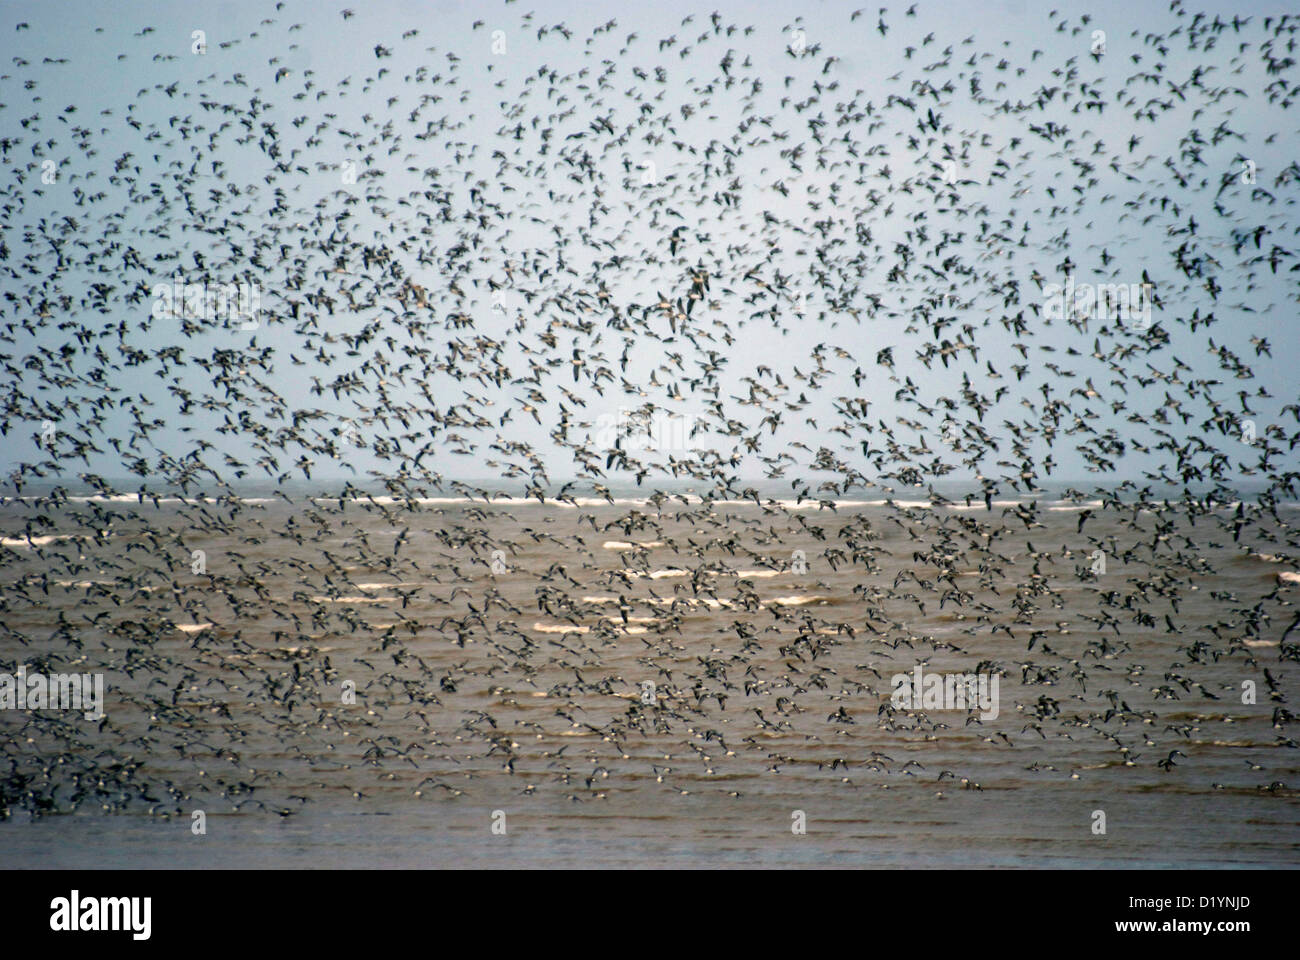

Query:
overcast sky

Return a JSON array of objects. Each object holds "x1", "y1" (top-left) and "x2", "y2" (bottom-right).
[{"x1": 1, "y1": 0, "x2": 1296, "y2": 493}]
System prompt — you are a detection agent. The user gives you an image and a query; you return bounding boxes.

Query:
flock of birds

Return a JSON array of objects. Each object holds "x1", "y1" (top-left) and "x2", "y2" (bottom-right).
[{"x1": 0, "y1": 1, "x2": 1297, "y2": 845}]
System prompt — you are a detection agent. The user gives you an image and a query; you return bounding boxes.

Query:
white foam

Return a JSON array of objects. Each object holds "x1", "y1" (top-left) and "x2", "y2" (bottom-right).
[
  {"x1": 1, "y1": 534, "x2": 85, "y2": 548},
  {"x1": 310, "y1": 595, "x2": 394, "y2": 604},
  {"x1": 623, "y1": 569, "x2": 689, "y2": 579}
]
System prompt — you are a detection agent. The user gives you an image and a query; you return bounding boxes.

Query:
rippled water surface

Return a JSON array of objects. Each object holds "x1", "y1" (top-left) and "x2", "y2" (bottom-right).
[{"x1": 2, "y1": 495, "x2": 1298, "y2": 867}]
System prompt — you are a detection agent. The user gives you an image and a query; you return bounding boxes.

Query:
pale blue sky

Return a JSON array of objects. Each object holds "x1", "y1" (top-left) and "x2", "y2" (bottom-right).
[{"x1": 1, "y1": 0, "x2": 1296, "y2": 492}]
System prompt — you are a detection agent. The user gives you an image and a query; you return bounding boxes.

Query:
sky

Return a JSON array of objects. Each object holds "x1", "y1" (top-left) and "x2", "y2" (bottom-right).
[{"x1": 0, "y1": 0, "x2": 1297, "y2": 495}]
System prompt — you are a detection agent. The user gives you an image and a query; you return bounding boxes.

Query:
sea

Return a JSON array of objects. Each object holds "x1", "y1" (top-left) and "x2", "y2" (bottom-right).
[{"x1": 1, "y1": 479, "x2": 1297, "y2": 867}]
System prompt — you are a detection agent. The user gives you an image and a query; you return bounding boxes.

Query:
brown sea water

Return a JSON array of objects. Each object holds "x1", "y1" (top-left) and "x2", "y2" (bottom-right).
[{"x1": 1, "y1": 493, "x2": 1297, "y2": 867}]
